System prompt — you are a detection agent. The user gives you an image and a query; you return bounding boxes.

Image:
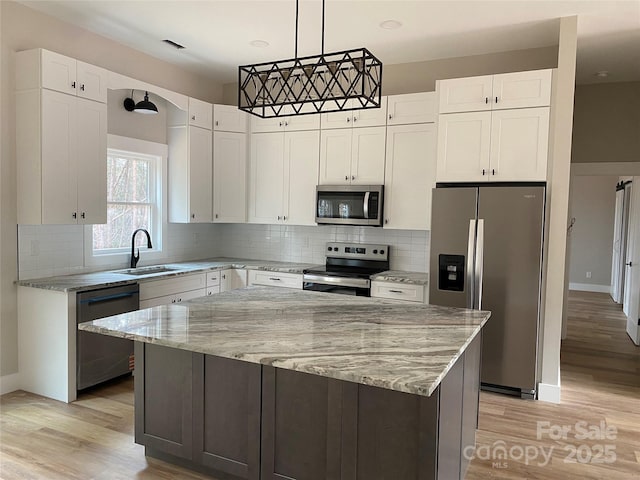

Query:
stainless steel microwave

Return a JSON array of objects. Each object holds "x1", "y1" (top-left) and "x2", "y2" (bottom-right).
[{"x1": 315, "y1": 185, "x2": 384, "y2": 226}]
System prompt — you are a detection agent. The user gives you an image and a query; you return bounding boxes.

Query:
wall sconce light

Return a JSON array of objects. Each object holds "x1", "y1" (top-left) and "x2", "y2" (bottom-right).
[{"x1": 123, "y1": 90, "x2": 158, "y2": 114}]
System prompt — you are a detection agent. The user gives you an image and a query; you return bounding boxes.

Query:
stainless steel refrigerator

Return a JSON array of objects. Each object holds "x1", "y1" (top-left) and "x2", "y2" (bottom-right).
[{"x1": 429, "y1": 185, "x2": 545, "y2": 399}]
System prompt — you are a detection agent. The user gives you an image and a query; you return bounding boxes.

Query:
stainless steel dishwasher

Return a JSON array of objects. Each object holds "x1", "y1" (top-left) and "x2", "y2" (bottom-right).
[{"x1": 76, "y1": 283, "x2": 139, "y2": 391}]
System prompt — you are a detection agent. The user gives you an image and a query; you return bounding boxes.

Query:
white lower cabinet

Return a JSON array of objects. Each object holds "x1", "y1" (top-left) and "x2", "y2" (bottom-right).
[
  {"x1": 221, "y1": 268, "x2": 248, "y2": 291},
  {"x1": 248, "y1": 270, "x2": 302, "y2": 289},
  {"x1": 139, "y1": 273, "x2": 206, "y2": 308},
  {"x1": 384, "y1": 123, "x2": 437, "y2": 230},
  {"x1": 371, "y1": 281, "x2": 427, "y2": 303}
]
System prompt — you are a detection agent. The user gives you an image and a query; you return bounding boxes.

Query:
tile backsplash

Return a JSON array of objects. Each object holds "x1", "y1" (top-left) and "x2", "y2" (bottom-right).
[{"x1": 18, "y1": 223, "x2": 429, "y2": 279}]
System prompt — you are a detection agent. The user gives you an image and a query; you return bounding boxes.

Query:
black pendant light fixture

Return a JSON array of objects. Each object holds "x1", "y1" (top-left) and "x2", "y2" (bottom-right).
[
  {"x1": 123, "y1": 90, "x2": 158, "y2": 114},
  {"x1": 238, "y1": 0, "x2": 382, "y2": 118}
]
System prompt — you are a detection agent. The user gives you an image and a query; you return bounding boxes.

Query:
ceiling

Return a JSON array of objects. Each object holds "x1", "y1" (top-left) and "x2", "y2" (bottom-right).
[{"x1": 19, "y1": 0, "x2": 640, "y2": 85}]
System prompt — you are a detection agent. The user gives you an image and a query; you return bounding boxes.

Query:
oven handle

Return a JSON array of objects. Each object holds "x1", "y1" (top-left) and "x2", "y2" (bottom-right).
[
  {"x1": 363, "y1": 192, "x2": 370, "y2": 219},
  {"x1": 303, "y1": 274, "x2": 370, "y2": 289}
]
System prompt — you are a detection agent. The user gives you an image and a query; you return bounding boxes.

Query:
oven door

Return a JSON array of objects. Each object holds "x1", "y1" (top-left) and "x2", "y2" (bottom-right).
[
  {"x1": 316, "y1": 185, "x2": 383, "y2": 226},
  {"x1": 303, "y1": 274, "x2": 371, "y2": 296}
]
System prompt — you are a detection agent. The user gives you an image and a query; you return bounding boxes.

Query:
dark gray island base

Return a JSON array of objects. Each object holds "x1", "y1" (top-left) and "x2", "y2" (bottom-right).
[{"x1": 79, "y1": 287, "x2": 489, "y2": 480}]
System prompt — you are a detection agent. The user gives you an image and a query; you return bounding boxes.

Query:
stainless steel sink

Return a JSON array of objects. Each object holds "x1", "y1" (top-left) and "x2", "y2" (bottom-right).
[{"x1": 117, "y1": 265, "x2": 182, "y2": 276}]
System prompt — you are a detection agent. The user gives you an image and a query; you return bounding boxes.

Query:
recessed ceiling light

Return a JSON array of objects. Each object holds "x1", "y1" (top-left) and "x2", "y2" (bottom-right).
[
  {"x1": 379, "y1": 20, "x2": 402, "y2": 30},
  {"x1": 594, "y1": 70, "x2": 609, "y2": 78},
  {"x1": 250, "y1": 40, "x2": 270, "y2": 48}
]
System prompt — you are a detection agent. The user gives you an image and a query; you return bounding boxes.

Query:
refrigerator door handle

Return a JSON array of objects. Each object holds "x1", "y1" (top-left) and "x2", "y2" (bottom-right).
[
  {"x1": 467, "y1": 219, "x2": 476, "y2": 309},
  {"x1": 475, "y1": 219, "x2": 485, "y2": 310}
]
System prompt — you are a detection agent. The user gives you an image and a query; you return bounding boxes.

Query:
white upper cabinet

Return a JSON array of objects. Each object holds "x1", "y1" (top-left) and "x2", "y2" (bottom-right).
[
  {"x1": 168, "y1": 124, "x2": 213, "y2": 223},
  {"x1": 251, "y1": 113, "x2": 320, "y2": 133},
  {"x1": 16, "y1": 49, "x2": 107, "y2": 103},
  {"x1": 213, "y1": 104, "x2": 248, "y2": 133},
  {"x1": 386, "y1": 92, "x2": 437, "y2": 125},
  {"x1": 213, "y1": 131, "x2": 247, "y2": 223},
  {"x1": 438, "y1": 69, "x2": 552, "y2": 113},
  {"x1": 16, "y1": 89, "x2": 107, "y2": 224},
  {"x1": 249, "y1": 131, "x2": 319, "y2": 225},
  {"x1": 319, "y1": 127, "x2": 386, "y2": 185},
  {"x1": 384, "y1": 123, "x2": 437, "y2": 230},
  {"x1": 321, "y1": 97, "x2": 388, "y2": 129},
  {"x1": 437, "y1": 108, "x2": 549, "y2": 182},
  {"x1": 188, "y1": 97, "x2": 213, "y2": 129}
]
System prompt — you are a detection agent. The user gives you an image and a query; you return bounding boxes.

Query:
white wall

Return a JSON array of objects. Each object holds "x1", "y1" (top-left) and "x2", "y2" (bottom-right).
[{"x1": 568, "y1": 176, "x2": 618, "y2": 291}]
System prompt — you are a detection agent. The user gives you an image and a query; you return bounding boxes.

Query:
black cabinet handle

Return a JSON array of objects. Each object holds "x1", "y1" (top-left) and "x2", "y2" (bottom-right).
[
  {"x1": 72, "y1": 81, "x2": 76, "y2": 88},
  {"x1": 72, "y1": 212, "x2": 77, "y2": 219},
  {"x1": 482, "y1": 169, "x2": 486, "y2": 176},
  {"x1": 485, "y1": 97, "x2": 488, "y2": 104},
  {"x1": 80, "y1": 84, "x2": 85, "y2": 91},
  {"x1": 81, "y1": 212, "x2": 85, "y2": 219},
  {"x1": 495, "y1": 96, "x2": 498, "y2": 103}
]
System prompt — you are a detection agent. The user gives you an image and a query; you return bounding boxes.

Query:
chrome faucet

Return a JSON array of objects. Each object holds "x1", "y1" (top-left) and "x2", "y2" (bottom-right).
[{"x1": 130, "y1": 228, "x2": 153, "y2": 268}]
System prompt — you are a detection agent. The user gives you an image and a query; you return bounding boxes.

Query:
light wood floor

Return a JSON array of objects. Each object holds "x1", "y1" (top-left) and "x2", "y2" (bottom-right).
[{"x1": 1, "y1": 291, "x2": 638, "y2": 479}]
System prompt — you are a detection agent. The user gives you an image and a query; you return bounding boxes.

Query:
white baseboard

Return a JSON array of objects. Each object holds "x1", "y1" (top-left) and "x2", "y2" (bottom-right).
[
  {"x1": 569, "y1": 283, "x2": 611, "y2": 294},
  {"x1": 0, "y1": 373, "x2": 21, "y2": 395},
  {"x1": 537, "y1": 382, "x2": 561, "y2": 404}
]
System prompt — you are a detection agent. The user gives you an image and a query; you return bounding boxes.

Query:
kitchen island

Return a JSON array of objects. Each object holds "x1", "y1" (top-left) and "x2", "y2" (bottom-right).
[{"x1": 79, "y1": 286, "x2": 490, "y2": 480}]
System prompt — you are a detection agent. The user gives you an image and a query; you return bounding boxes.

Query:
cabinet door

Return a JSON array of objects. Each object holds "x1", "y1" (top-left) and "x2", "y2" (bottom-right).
[
  {"x1": 41, "y1": 49, "x2": 77, "y2": 96},
  {"x1": 436, "y1": 112, "x2": 491, "y2": 183},
  {"x1": 352, "y1": 96, "x2": 388, "y2": 127},
  {"x1": 492, "y1": 69, "x2": 552, "y2": 110},
  {"x1": 188, "y1": 98, "x2": 213, "y2": 129},
  {"x1": 437, "y1": 76, "x2": 493, "y2": 114},
  {"x1": 135, "y1": 343, "x2": 194, "y2": 460},
  {"x1": 214, "y1": 104, "x2": 248, "y2": 133},
  {"x1": 387, "y1": 92, "x2": 437, "y2": 124},
  {"x1": 384, "y1": 124, "x2": 436, "y2": 230},
  {"x1": 213, "y1": 131, "x2": 247, "y2": 223},
  {"x1": 319, "y1": 129, "x2": 352, "y2": 185},
  {"x1": 249, "y1": 133, "x2": 284, "y2": 223},
  {"x1": 194, "y1": 355, "x2": 261, "y2": 480},
  {"x1": 284, "y1": 130, "x2": 319, "y2": 225},
  {"x1": 76, "y1": 61, "x2": 107, "y2": 103},
  {"x1": 221, "y1": 269, "x2": 248, "y2": 291},
  {"x1": 188, "y1": 126, "x2": 213, "y2": 222},
  {"x1": 285, "y1": 113, "x2": 321, "y2": 131},
  {"x1": 351, "y1": 126, "x2": 386, "y2": 185},
  {"x1": 489, "y1": 107, "x2": 550, "y2": 181},
  {"x1": 76, "y1": 98, "x2": 107, "y2": 224},
  {"x1": 41, "y1": 89, "x2": 77, "y2": 224},
  {"x1": 250, "y1": 116, "x2": 284, "y2": 133},
  {"x1": 321, "y1": 105, "x2": 353, "y2": 130}
]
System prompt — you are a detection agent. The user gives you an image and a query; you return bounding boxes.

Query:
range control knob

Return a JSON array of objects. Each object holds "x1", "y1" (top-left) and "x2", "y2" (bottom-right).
[
  {"x1": 373, "y1": 249, "x2": 378, "y2": 254},
  {"x1": 333, "y1": 247, "x2": 339, "y2": 251},
  {"x1": 380, "y1": 249, "x2": 385, "y2": 255},
  {"x1": 327, "y1": 247, "x2": 332, "y2": 251}
]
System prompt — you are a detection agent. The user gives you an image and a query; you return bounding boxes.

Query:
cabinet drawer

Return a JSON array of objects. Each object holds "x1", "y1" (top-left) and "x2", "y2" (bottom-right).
[
  {"x1": 140, "y1": 273, "x2": 206, "y2": 301},
  {"x1": 206, "y1": 285, "x2": 221, "y2": 296},
  {"x1": 213, "y1": 104, "x2": 248, "y2": 133},
  {"x1": 248, "y1": 270, "x2": 302, "y2": 289},
  {"x1": 371, "y1": 282, "x2": 426, "y2": 303},
  {"x1": 206, "y1": 271, "x2": 221, "y2": 287}
]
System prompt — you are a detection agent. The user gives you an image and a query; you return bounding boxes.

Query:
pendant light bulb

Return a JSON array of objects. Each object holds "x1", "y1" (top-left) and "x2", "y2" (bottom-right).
[{"x1": 134, "y1": 91, "x2": 158, "y2": 114}]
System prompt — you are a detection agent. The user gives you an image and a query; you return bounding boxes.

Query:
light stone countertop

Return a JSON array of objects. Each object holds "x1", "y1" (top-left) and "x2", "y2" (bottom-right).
[
  {"x1": 79, "y1": 286, "x2": 489, "y2": 397},
  {"x1": 16, "y1": 258, "x2": 428, "y2": 292},
  {"x1": 370, "y1": 270, "x2": 428, "y2": 285},
  {"x1": 16, "y1": 258, "x2": 321, "y2": 292}
]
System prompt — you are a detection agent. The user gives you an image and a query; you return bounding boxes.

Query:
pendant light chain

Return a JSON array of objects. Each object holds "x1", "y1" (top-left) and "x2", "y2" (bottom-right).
[
  {"x1": 321, "y1": 0, "x2": 325, "y2": 55},
  {"x1": 295, "y1": 0, "x2": 299, "y2": 59}
]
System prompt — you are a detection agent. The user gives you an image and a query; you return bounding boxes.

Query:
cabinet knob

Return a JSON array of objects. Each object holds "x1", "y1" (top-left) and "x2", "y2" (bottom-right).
[
  {"x1": 345, "y1": 175, "x2": 349, "y2": 181},
  {"x1": 279, "y1": 121, "x2": 283, "y2": 127},
  {"x1": 191, "y1": 115, "x2": 196, "y2": 121},
  {"x1": 71, "y1": 81, "x2": 76, "y2": 89},
  {"x1": 284, "y1": 121, "x2": 289, "y2": 127},
  {"x1": 171, "y1": 299, "x2": 176, "y2": 303},
  {"x1": 482, "y1": 169, "x2": 486, "y2": 176},
  {"x1": 222, "y1": 274, "x2": 226, "y2": 279},
  {"x1": 191, "y1": 213, "x2": 195, "y2": 219},
  {"x1": 283, "y1": 215, "x2": 287, "y2": 221},
  {"x1": 215, "y1": 214, "x2": 218, "y2": 219},
  {"x1": 72, "y1": 212, "x2": 77, "y2": 219},
  {"x1": 277, "y1": 215, "x2": 281, "y2": 220},
  {"x1": 80, "y1": 84, "x2": 85, "y2": 91},
  {"x1": 177, "y1": 298, "x2": 182, "y2": 302},
  {"x1": 351, "y1": 175, "x2": 355, "y2": 180},
  {"x1": 626, "y1": 262, "x2": 633, "y2": 267},
  {"x1": 388, "y1": 114, "x2": 392, "y2": 120},
  {"x1": 385, "y1": 219, "x2": 388, "y2": 224},
  {"x1": 346, "y1": 117, "x2": 351, "y2": 123},
  {"x1": 215, "y1": 120, "x2": 219, "y2": 126},
  {"x1": 353, "y1": 117, "x2": 357, "y2": 123}
]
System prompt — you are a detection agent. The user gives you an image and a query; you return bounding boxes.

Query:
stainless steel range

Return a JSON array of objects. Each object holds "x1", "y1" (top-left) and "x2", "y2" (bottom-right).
[{"x1": 303, "y1": 242, "x2": 390, "y2": 296}]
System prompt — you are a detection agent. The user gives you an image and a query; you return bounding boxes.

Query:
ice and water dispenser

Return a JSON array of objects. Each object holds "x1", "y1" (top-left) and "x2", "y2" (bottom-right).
[{"x1": 438, "y1": 255, "x2": 465, "y2": 292}]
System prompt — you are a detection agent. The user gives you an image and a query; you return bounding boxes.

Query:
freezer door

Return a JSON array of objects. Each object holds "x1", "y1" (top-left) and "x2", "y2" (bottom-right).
[
  {"x1": 429, "y1": 188, "x2": 478, "y2": 309},
  {"x1": 478, "y1": 186, "x2": 545, "y2": 394}
]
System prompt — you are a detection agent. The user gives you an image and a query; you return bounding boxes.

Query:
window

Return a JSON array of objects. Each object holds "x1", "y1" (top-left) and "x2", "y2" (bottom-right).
[{"x1": 88, "y1": 135, "x2": 166, "y2": 262}]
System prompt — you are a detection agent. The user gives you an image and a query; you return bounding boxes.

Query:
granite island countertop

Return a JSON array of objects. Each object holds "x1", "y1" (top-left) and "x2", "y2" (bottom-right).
[{"x1": 79, "y1": 286, "x2": 489, "y2": 397}]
